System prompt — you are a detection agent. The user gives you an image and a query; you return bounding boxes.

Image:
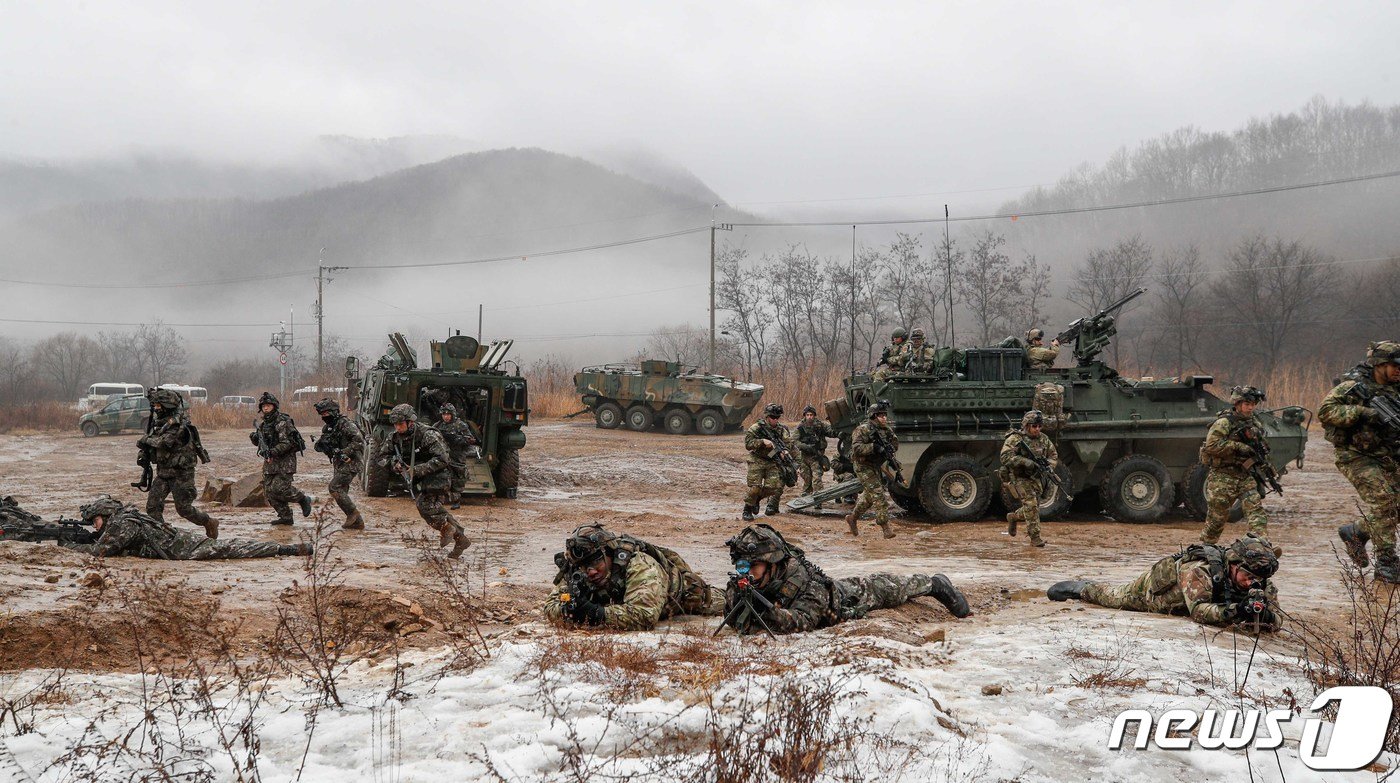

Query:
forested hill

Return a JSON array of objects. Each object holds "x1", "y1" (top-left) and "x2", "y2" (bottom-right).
[
  {"x1": 0, "y1": 147, "x2": 726, "y2": 284},
  {"x1": 994, "y1": 97, "x2": 1400, "y2": 263}
]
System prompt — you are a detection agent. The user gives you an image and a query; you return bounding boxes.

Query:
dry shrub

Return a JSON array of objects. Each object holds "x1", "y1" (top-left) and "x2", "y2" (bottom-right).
[
  {"x1": 531, "y1": 389, "x2": 585, "y2": 419},
  {"x1": 402, "y1": 531, "x2": 491, "y2": 677},
  {"x1": 0, "y1": 401, "x2": 80, "y2": 433},
  {"x1": 1064, "y1": 625, "x2": 1148, "y2": 690}
]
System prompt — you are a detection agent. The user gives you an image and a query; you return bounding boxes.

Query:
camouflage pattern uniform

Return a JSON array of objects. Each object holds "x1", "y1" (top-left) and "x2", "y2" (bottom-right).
[
  {"x1": 377, "y1": 404, "x2": 470, "y2": 558},
  {"x1": 794, "y1": 408, "x2": 835, "y2": 496},
  {"x1": 314, "y1": 399, "x2": 365, "y2": 530},
  {"x1": 543, "y1": 526, "x2": 722, "y2": 631},
  {"x1": 1025, "y1": 329, "x2": 1060, "y2": 371},
  {"x1": 433, "y1": 404, "x2": 482, "y2": 506},
  {"x1": 1063, "y1": 539, "x2": 1281, "y2": 631},
  {"x1": 999, "y1": 411, "x2": 1059, "y2": 546},
  {"x1": 1323, "y1": 342, "x2": 1400, "y2": 580},
  {"x1": 743, "y1": 405, "x2": 792, "y2": 519},
  {"x1": 1198, "y1": 388, "x2": 1269, "y2": 544},
  {"x1": 847, "y1": 406, "x2": 896, "y2": 537},
  {"x1": 249, "y1": 393, "x2": 312, "y2": 525},
  {"x1": 721, "y1": 525, "x2": 970, "y2": 635},
  {"x1": 63, "y1": 496, "x2": 307, "y2": 560},
  {"x1": 870, "y1": 328, "x2": 908, "y2": 382},
  {"x1": 895, "y1": 329, "x2": 938, "y2": 373},
  {"x1": 140, "y1": 388, "x2": 215, "y2": 535}
]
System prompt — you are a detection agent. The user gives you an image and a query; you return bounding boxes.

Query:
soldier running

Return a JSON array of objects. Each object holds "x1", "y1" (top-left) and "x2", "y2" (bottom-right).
[
  {"x1": 433, "y1": 403, "x2": 482, "y2": 510},
  {"x1": 1024, "y1": 328, "x2": 1061, "y2": 371},
  {"x1": 845, "y1": 403, "x2": 897, "y2": 538},
  {"x1": 999, "y1": 410, "x2": 1059, "y2": 548},
  {"x1": 249, "y1": 392, "x2": 314, "y2": 526},
  {"x1": 1047, "y1": 537, "x2": 1281, "y2": 632},
  {"x1": 1327, "y1": 341, "x2": 1400, "y2": 581},
  {"x1": 1198, "y1": 386, "x2": 1271, "y2": 545},
  {"x1": 377, "y1": 403, "x2": 471, "y2": 558},
  {"x1": 313, "y1": 398, "x2": 366, "y2": 530},
  {"x1": 140, "y1": 387, "x2": 217, "y2": 538},
  {"x1": 794, "y1": 405, "x2": 835, "y2": 502},
  {"x1": 63, "y1": 495, "x2": 310, "y2": 560},
  {"x1": 543, "y1": 524, "x2": 722, "y2": 630},
  {"x1": 719, "y1": 524, "x2": 970, "y2": 636},
  {"x1": 742, "y1": 403, "x2": 793, "y2": 521}
]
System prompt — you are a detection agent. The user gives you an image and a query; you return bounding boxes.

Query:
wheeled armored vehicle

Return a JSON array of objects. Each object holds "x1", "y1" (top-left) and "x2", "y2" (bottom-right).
[{"x1": 574, "y1": 360, "x2": 764, "y2": 435}]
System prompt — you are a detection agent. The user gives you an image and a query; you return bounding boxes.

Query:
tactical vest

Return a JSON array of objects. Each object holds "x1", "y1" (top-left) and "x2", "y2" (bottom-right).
[
  {"x1": 1199, "y1": 411, "x2": 1257, "y2": 469},
  {"x1": 1323, "y1": 368, "x2": 1392, "y2": 453},
  {"x1": 260, "y1": 412, "x2": 307, "y2": 454},
  {"x1": 768, "y1": 545, "x2": 845, "y2": 627},
  {"x1": 1145, "y1": 544, "x2": 1227, "y2": 602},
  {"x1": 795, "y1": 421, "x2": 828, "y2": 454}
]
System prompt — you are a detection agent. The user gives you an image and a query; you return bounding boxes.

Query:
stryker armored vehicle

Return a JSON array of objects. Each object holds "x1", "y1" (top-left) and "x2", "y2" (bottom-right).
[
  {"x1": 348, "y1": 333, "x2": 528, "y2": 499},
  {"x1": 574, "y1": 360, "x2": 764, "y2": 435},
  {"x1": 791, "y1": 290, "x2": 1309, "y2": 524}
]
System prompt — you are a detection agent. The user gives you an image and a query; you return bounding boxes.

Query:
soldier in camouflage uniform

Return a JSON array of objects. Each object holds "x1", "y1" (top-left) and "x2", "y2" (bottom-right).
[
  {"x1": 543, "y1": 524, "x2": 722, "y2": 630},
  {"x1": 140, "y1": 387, "x2": 217, "y2": 538},
  {"x1": 313, "y1": 398, "x2": 365, "y2": 530},
  {"x1": 1198, "y1": 386, "x2": 1271, "y2": 545},
  {"x1": 249, "y1": 392, "x2": 314, "y2": 526},
  {"x1": 719, "y1": 524, "x2": 970, "y2": 635},
  {"x1": 1047, "y1": 538, "x2": 1281, "y2": 632},
  {"x1": 433, "y1": 403, "x2": 482, "y2": 510},
  {"x1": 377, "y1": 403, "x2": 471, "y2": 559},
  {"x1": 845, "y1": 403, "x2": 897, "y2": 538},
  {"x1": 62, "y1": 495, "x2": 310, "y2": 560},
  {"x1": 1327, "y1": 341, "x2": 1400, "y2": 582},
  {"x1": 1024, "y1": 328, "x2": 1061, "y2": 371},
  {"x1": 895, "y1": 328, "x2": 938, "y2": 373},
  {"x1": 794, "y1": 405, "x2": 835, "y2": 500},
  {"x1": 999, "y1": 410, "x2": 1059, "y2": 547},
  {"x1": 870, "y1": 327, "x2": 909, "y2": 381},
  {"x1": 742, "y1": 403, "x2": 794, "y2": 521}
]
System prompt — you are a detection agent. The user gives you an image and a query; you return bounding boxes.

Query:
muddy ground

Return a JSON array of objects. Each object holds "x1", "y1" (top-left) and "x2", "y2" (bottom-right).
[{"x1": 0, "y1": 421, "x2": 1367, "y2": 670}]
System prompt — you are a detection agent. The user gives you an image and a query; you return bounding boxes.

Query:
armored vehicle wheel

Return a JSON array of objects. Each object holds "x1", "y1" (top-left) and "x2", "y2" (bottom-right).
[
  {"x1": 695, "y1": 408, "x2": 725, "y2": 436},
  {"x1": 662, "y1": 408, "x2": 693, "y2": 435},
  {"x1": 495, "y1": 448, "x2": 520, "y2": 498},
  {"x1": 365, "y1": 435, "x2": 390, "y2": 497},
  {"x1": 919, "y1": 454, "x2": 993, "y2": 522},
  {"x1": 625, "y1": 405, "x2": 655, "y2": 431},
  {"x1": 81, "y1": 421, "x2": 99, "y2": 438},
  {"x1": 1101, "y1": 454, "x2": 1175, "y2": 523},
  {"x1": 997, "y1": 463, "x2": 1073, "y2": 521},
  {"x1": 594, "y1": 402, "x2": 623, "y2": 430},
  {"x1": 1180, "y1": 462, "x2": 1244, "y2": 523}
]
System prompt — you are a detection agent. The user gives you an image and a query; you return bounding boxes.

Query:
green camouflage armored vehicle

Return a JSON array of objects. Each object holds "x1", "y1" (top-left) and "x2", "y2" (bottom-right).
[
  {"x1": 348, "y1": 333, "x2": 528, "y2": 499},
  {"x1": 793, "y1": 292, "x2": 1309, "y2": 524},
  {"x1": 574, "y1": 360, "x2": 764, "y2": 435}
]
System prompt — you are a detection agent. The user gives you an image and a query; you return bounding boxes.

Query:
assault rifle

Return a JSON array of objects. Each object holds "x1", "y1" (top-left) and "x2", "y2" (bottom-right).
[
  {"x1": 1240, "y1": 430, "x2": 1284, "y2": 498},
  {"x1": 0, "y1": 518, "x2": 97, "y2": 546},
  {"x1": 390, "y1": 439, "x2": 417, "y2": 500},
  {"x1": 1231, "y1": 586, "x2": 1274, "y2": 631},
  {"x1": 761, "y1": 423, "x2": 799, "y2": 488},
  {"x1": 1347, "y1": 379, "x2": 1400, "y2": 444},
  {"x1": 870, "y1": 427, "x2": 905, "y2": 487},
  {"x1": 714, "y1": 562, "x2": 777, "y2": 639},
  {"x1": 1055, "y1": 287, "x2": 1147, "y2": 365},
  {"x1": 1009, "y1": 439, "x2": 1067, "y2": 536},
  {"x1": 556, "y1": 569, "x2": 593, "y2": 621},
  {"x1": 253, "y1": 420, "x2": 272, "y2": 459},
  {"x1": 132, "y1": 413, "x2": 155, "y2": 492}
]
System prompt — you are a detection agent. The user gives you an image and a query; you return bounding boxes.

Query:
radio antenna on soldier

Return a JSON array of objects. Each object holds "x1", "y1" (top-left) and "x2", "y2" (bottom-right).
[{"x1": 944, "y1": 204, "x2": 956, "y2": 347}]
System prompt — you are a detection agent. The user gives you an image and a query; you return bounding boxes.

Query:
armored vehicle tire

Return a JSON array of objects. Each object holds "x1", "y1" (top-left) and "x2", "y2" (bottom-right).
[
  {"x1": 695, "y1": 409, "x2": 725, "y2": 436},
  {"x1": 663, "y1": 408, "x2": 693, "y2": 435},
  {"x1": 595, "y1": 402, "x2": 623, "y2": 430},
  {"x1": 918, "y1": 454, "x2": 994, "y2": 522},
  {"x1": 1180, "y1": 462, "x2": 1245, "y2": 523},
  {"x1": 365, "y1": 438, "x2": 391, "y2": 497},
  {"x1": 1101, "y1": 454, "x2": 1175, "y2": 523},
  {"x1": 625, "y1": 405, "x2": 655, "y2": 431},
  {"x1": 997, "y1": 463, "x2": 1073, "y2": 521},
  {"x1": 495, "y1": 448, "x2": 520, "y2": 498},
  {"x1": 81, "y1": 421, "x2": 99, "y2": 438}
]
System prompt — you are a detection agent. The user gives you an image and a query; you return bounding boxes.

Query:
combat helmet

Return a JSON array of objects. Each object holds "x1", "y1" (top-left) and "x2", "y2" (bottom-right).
[
  {"x1": 801, "y1": 404, "x2": 817, "y2": 417},
  {"x1": 762, "y1": 403, "x2": 784, "y2": 419},
  {"x1": 726, "y1": 524, "x2": 790, "y2": 564},
  {"x1": 388, "y1": 403, "x2": 417, "y2": 424},
  {"x1": 440, "y1": 403, "x2": 458, "y2": 417},
  {"x1": 1228, "y1": 386, "x2": 1267, "y2": 404},
  {"x1": 1022, "y1": 409, "x2": 1046, "y2": 429},
  {"x1": 867, "y1": 402, "x2": 889, "y2": 419},
  {"x1": 1365, "y1": 340, "x2": 1400, "y2": 368},
  {"x1": 147, "y1": 387, "x2": 182, "y2": 412},
  {"x1": 910, "y1": 328, "x2": 925, "y2": 341},
  {"x1": 79, "y1": 495, "x2": 123, "y2": 524},
  {"x1": 258, "y1": 391, "x2": 280, "y2": 409},
  {"x1": 313, "y1": 398, "x2": 340, "y2": 416},
  {"x1": 891, "y1": 327, "x2": 908, "y2": 342},
  {"x1": 1026, "y1": 328, "x2": 1045, "y2": 342},
  {"x1": 563, "y1": 524, "x2": 618, "y2": 565},
  {"x1": 1226, "y1": 537, "x2": 1279, "y2": 579}
]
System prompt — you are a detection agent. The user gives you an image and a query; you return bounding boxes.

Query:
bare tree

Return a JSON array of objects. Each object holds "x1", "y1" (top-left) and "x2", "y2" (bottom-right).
[
  {"x1": 1014, "y1": 253, "x2": 1053, "y2": 334},
  {"x1": 0, "y1": 337, "x2": 38, "y2": 403},
  {"x1": 844, "y1": 248, "x2": 887, "y2": 369},
  {"x1": 136, "y1": 320, "x2": 188, "y2": 385},
  {"x1": 1152, "y1": 244, "x2": 1207, "y2": 376},
  {"x1": 954, "y1": 230, "x2": 1022, "y2": 346},
  {"x1": 876, "y1": 233, "x2": 931, "y2": 336},
  {"x1": 643, "y1": 324, "x2": 709, "y2": 367},
  {"x1": 96, "y1": 330, "x2": 143, "y2": 381},
  {"x1": 30, "y1": 332, "x2": 100, "y2": 402},
  {"x1": 716, "y1": 245, "x2": 768, "y2": 380},
  {"x1": 1067, "y1": 236, "x2": 1155, "y2": 365},
  {"x1": 929, "y1": 231, "x2": 963, "y2": 345},
  {"x1": 1213, "y1": 236, "x2": 1337, "y2": 376}
]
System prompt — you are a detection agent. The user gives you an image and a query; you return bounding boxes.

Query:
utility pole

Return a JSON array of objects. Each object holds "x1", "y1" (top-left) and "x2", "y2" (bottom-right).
[
  {"x1": 709, "y1": 206, "x2": 731, "y2": 372},
  {"x1": 849, "y1": 225, "x2": 857, "y2": 377},
  {"x1": 477, "y1": 303, "x2": 483, "y2": 343},
  {"x1": 270, "y1": 307, "x2": 293, "y2": 401},
  {"x1": 315, "y1": 248, "x2": 347, "y2": 374}
]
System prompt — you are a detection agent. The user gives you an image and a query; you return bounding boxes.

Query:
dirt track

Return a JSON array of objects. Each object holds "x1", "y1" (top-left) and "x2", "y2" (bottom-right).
[{"x1": 0, "y1": 421, "x2": 1366, "y2": 669}]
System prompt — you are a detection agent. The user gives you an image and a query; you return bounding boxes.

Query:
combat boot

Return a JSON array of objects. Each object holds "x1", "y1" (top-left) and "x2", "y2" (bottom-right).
[
  {"x1": 298, "y1": 494, "x2": 315, "y2": 518},
  {"x1": 1047, "y1": 580, "x2": 1089, "y2": 601},
  {"x1": 270, "y1": 517, "x2": 294, "y2": 526},
  {"x1": 451, "y1": 494, "x2": 462, "y2": 510},
  {"x1": 277, "y1": 543, "x2": 313, "y2": 556},
  {"x1": 765, "y1": 500, "x2": 781, "y2": 516},
  {"x1": 878, "y1": 522, "x2": 896, "y2": 539},
  {"x1": 844, "y1": 514, "x2": 859, "y2": 537},
  {"x1": 925, "y1": 574, "x2": 971, "y2": 618},
  {"x1": 437, "y1": 522, "x2": 457, "y2": 548},
  {"x1": 1375, "y1": 551, "x2": 1400, "y2": 584},
  {"x1": 202, "y1": 517, "x2": 219, "y2": 539},
  {"x1": 342, "y1": 511, "x2": 365, "y2": 531},
  {"x1": 1339, "y1": 523, "x2": 1370, "y2": 568},
  {"x1": 1029, "y1": 535, "x2": 1046, "y2": 548},
  {"x1": 447, "y1": 529, "x2": 472, "y2": 560},
  {"x1": 742, "y1": 505, "x2": 756, "y2": 521}
]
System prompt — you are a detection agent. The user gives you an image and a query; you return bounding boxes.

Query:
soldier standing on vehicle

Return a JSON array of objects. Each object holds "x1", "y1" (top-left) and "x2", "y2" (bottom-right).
[
  {"x1": 377, "y1": 403, "x2": 471, "y2": 558},
  {"x1": 743, "y1": 403, "x2": 792, "y2": 521},
  {"x1": 249, "y1": 392, "x2": 314, "y2": 526},
  {"x1": 896, "y1": 328, "x2": 938, "y2": 374},
  {"x1": 1025, "y1": 329, "x2": 1061, "y2": 371},
  {"x1": 543, "y1": 524, "x2": 722, "y2": 630},
  {"x1": 313, "y1": 398, "x2": 365, "y2": 530},
  {"x1": 795, "y1": 405, "x2": 835, "y2": 501},
  {"x1": 845, "y1": 403, "x2": 898, "y2": 539},
  {"x1": 140, "y1": 387, "x2": 217, "y2": 538},
  {"x1": 434, "y1": 403, "x2": 482, "y2": 510},
  {"x1": 1198, "y1": 386, "x2": 1271, "y2": 546},
  {"x1": 871, "y1": 327, "x2": 909, "y2": 381},
  {"x1": 63, "y1": 495, "x2": 311, "y2": 560},
  {"x1": 1326, "y1": 341, "x2": 1400, "y2": 582},
  {"x1": 719, "y1": 524, "x2": 970, "y2": 636},
  {"x1": 1000, "y1": 410, "x2": 1059, "y2": 548}
]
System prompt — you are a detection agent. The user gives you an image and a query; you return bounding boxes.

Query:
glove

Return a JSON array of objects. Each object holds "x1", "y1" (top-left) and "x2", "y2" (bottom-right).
[
  {"x1": 568, "y1": 599, "x2": 606, "y2": 626},
  {"x1": 1361, "y1": 407, "x2": 1382, "y2": 424},
  {"x1": 249, "y1": 432, "x2": 259, "y2": 446}
]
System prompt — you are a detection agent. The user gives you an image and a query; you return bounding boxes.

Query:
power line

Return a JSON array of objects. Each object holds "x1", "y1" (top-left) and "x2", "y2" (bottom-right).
[
  {"x1": 486, "y1": 282, "x2": 707, "y2": 312},
  {"x1": 0, "y1": 269, "x2": 309, "y2": 290},
  {"x1": 339, "y1": 226, "x2": 710, "y2": 270},
  {"x1": 0, "y1": 316, "x2": 281, "y2": 327}
]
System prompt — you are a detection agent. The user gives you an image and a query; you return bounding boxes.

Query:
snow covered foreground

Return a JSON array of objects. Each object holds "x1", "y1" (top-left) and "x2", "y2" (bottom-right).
[{"x1": 2, "y1": 613, "x2": 1385, "y2": 783}]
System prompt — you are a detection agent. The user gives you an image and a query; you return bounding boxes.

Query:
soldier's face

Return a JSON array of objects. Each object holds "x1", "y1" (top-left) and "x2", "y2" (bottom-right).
[
  {"x1": 584, "y1": 554, "x2": 611, "y2": 587},
  {"x1": 1229, "y1": 564, "x2": 1260, "y2": 590},
  {"x1": 394, "y1": 421, "x2": 409, "y2": 434},
  {"x1": 1026, "y1": 423, "x2": 1042, "y2": 437},
  {"x1": 442, "y1": 414, "x2": 453, "y2": 423},
  {"x1": 1379, "y1": 363, "x2": 1400, "y2": 384},
  {"x1": 260, "y1": 403, "x2": 275, "y2": 414},
  {"x1": 92, "y1": 515, "x2": 107, "y2": 531},
  {"x1": 747, "y1": 560, "x2": 770, "y2": 583},
  {"x1": 874, "y1": 412, "x2": 888, "y2": 424},
  {"x1": 1236, "y1": 401, "x2": 1258, "y2": 416},
  {"x1": 1030, "y1": 337, "x2": 1043, "y2": 346},
  {"x1": 803, "y1": 413, "x2": 816, "y2": 423},
  {"x1": 320, "y1": 412, "x2": 333, "y2": 423},
  {"x1": 893, "y1": 337, "x2": 905, "y2": 345},
  {"x1": 765, "y1": 415, "x2": 780, "y2": 424}
]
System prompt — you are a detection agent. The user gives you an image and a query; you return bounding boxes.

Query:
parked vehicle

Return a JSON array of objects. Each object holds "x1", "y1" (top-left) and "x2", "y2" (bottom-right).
[
  {"x1": 78, "y1": 394, "x2": 151, "y2": 437},
  {"x1": 77, "y1": 382, "x2": 145, "y2": 411},
  {"x1": 574, "y1": 360, "x2": 764, "y2": 435},
  {"x1": 157, "y1": 384, "x2": 208, "y2": 405},
  {"x1": 219, "y1": 395, "x2": 258, "y2": 409}
]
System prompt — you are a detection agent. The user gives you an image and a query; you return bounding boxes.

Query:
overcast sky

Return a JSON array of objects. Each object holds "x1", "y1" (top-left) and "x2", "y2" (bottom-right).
[{"x1": 5, "y1": 1, "x2": 1399, "y2": 206}]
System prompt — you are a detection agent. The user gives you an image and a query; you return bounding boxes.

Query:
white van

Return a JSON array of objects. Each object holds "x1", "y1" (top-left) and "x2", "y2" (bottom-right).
[
  {"x1": 157, "y1": 384, "x2": 210, "y2": 405},
  {"x1": 79, "y1": 382, "x2": 145, "y2": 411}
]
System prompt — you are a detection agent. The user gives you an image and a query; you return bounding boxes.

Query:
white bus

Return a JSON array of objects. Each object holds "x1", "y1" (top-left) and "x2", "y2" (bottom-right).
[
  {"x1": 78, "y1": 382, "x2": 145, "y2": 410},
  {"x1": 292, "y1": 385, "x2": 348, "y2": 404},
  {"x1": 157, "y1": 384, "x2": 210, "y2": 405}
]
